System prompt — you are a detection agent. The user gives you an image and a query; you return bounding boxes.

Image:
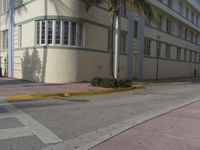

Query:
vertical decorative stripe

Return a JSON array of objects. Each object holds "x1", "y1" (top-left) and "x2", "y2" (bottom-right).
[
  {"x1": 8, "y1": 0, "x2": 14, "y2": 78},
  {"x1": 138, "y1": 17, "x2": 145, "y2": 80},
  {"x1": 127, "y1": 11, "x2": 134, "y2": 80}
]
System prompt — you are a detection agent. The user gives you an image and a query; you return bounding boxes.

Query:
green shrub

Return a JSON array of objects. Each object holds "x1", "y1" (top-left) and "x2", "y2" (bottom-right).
[
  {"x1": 91, "y1": 77, "x2": 132, "y2": 88},
  {"x1": 91, "y1": 77, "x2": 102, "y2": 87}
]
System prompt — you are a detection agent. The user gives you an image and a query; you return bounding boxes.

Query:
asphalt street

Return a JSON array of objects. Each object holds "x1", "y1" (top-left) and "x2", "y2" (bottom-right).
[{"x1": 1, "y1": 81, "x2": 200, "y2": 150}]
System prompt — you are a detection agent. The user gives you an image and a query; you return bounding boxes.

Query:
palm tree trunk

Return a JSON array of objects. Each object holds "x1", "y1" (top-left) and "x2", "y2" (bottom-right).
[
  {"x1": 114, "y1": 0, "x2": 121, "y2": 79},
  {"x1": 109, "y1": 14, "x2": 115, "y2": 78}
]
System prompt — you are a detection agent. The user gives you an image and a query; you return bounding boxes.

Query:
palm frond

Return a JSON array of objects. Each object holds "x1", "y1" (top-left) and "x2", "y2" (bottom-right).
[
  {"x1": 85, "y1": 0, "x2": 102, "y2": 11},
  {"x1": 86, "y1": 0, "x2": 155, "y2": 20}
]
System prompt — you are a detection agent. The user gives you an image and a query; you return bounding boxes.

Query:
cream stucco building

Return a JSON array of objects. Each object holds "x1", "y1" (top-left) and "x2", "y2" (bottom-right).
[{"x1": 0, "y1": 0, "x2": 200, "y2": 83}]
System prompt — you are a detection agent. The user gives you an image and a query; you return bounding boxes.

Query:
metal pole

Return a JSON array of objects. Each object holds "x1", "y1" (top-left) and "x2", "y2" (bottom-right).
[
  {"x1": 114, "y1": 0, "x2": 121, "y2": 79},
  {"x1": 8, "y1": 0, "x2": 14, "y2": 78},
  {"x1": 0, "y1": 56, "x2": 2, "y2": 77}
]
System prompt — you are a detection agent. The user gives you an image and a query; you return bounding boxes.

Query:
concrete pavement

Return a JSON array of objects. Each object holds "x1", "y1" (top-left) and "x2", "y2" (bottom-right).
[{"x1": 91, "y1": 99, "x2": 200, "y2": 150}]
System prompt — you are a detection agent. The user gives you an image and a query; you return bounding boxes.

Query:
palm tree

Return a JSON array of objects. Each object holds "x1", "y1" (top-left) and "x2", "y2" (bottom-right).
[{"x1": 86, "y1": 0, "x2": 155, "y2": 79}]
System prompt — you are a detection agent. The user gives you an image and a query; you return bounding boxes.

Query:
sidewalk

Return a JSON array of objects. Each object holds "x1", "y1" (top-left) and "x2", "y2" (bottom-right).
[
  {"x1": 91, "y1": 100, "x2": 200, "y2": 150},
  {"x1": 0, "y1": 78, "x2": 107, "y2": 96},
  {"x1": 0, "y1": 78, "x2": 143, "y2": 101},
  {"x1": 1, "y1": 77, "x2": 199, "y2": 101}
]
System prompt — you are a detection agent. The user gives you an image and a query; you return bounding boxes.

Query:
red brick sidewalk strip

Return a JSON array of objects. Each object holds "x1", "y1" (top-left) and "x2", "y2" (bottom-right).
[
  {"x1": 91, "y1": 100, "x2": 200, "y2": 150},
  {"x1": 0, "y1": 78, "x2": 144, "y2": 101}
]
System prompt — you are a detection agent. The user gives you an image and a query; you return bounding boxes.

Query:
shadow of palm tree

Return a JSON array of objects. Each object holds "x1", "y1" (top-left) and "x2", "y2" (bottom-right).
[
  {"x1": 5, "y1": 0, "x2": 28, "y2": 21},
  {"x1": 49, "y1": 0, "x2": 75, "y2": 15},
  {"x1": 21, "y1": 49, "x2": 42, "y2": 82}
]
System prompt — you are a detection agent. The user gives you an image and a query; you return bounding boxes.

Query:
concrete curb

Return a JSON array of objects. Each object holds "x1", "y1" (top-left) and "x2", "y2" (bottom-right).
[
  {"x1": 139, "y1": 77, "x2": 200, "y2": 85},
  {"x1": 5, "y1": 85, "x2": 145, "y2": 101}
]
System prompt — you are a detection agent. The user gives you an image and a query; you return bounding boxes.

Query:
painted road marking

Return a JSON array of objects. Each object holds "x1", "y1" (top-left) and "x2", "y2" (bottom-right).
[
  {"x1": 0, "y1": 98, "x2": 62, "y2": 144},
  {"x1": 0, "y1": 113, "x2": 15, "y2": 119},
  {"x1": 4, "y1": 104, "x2": 62, "y2": 144},
  {"x1": 0, "y1": 127, "x2": 33, "y2": 140}
]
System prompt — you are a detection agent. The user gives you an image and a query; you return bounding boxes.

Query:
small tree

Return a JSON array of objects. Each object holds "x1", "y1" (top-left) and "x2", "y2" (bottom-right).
[{"x1": 86, "y1": 0, "x2": 155, "y2": 78}]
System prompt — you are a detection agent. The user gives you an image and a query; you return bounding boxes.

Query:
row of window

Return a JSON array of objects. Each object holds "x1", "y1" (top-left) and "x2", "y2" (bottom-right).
[
  {"x1": 158, "y1": 0, "x2": 200, "y2": 28},
  {"x1": 147, "y1": 15, "x2": 199, "y2": 44},
  {"x1": 36, "y1": 20, "x2": 83, "y2": 46},
  {"x1": 144, "y1": 38, "x2": 200, "y2": 63}
]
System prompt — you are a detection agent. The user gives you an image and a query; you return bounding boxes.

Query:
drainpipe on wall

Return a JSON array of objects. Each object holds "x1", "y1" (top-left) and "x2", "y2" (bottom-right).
[{"x1": 8, "y1": 0, "x2": 14, "y2": 78}]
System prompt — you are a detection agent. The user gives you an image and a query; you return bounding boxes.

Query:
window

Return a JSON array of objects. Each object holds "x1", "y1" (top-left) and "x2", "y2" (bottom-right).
[
  {"x1": 71, "y1": 22, "x2": 77, "y2": 46},
  {"x1": 2, "y1": 30, "x2": 8, "y2": 49},
  {"x1": 195, "y1": 33, "x2": 198, "y2": 43},
  {"x1": 144, "y1": 39, "x2": 151, "y2": 56},
  {"x1": 179, "y1": 2, "x2": 183, "y2": 15},
  {"x1": 189, "y1": 51, "x2": 193, "y2": 62},
  {"x1": 120, "y1": 32, "x2": 127, "y2": 53},
  {"x1": 157, "y1": 42, "x2": 161, "y2": 57},
  {"x1": 157, "y1": 15, "x2": 162, "y2": 30},
  {"x1": 195, "y1": 52, "x2": 197, "y2": 63},
  {"x1": 134, "y1": 21, "x2": 138, "y2": 39},
  {"x1": 185, "y1": 28, "x2": 188, "y2": 40},
  {"x1": 191, "y1": 12, "x2": 194, "y2": 23},
  {"x1": 41, "y1": 21, "x2": 46, "y2": 44},
  {"x1": 167, "y1": 0, "x2": 172, "y2": 8},
  {"x1": 77, "y1": 23, "x2": 83, "y2": 46},
  {"x1": 184, "y1": 49, "x2": 187, "y2": 61},
  {"x1": 196, "y1": 16, "x2": 199, "y2": 25},
  {"x1": 36, "y1": 20, "x2": 83, "y2": 47},
  {"x1": 177, "y1": 24, "x2": 182, "y2": 38},
  {"x1": 177, "y1": 47, "x2": 181, "y2": 60},
  {"x1": 165, "y1": 44, "x2": 171, "y2": 58},
  {"x1": 166, "y1": 19, "x2": 172, "y2": 33},
  {"x1": 36, "y1": 22, "x2": 40, "y2": 44},
  {"x1": 121, "y1": 4, "x2": 127, "y2": 16},
  {"x1": 186, "y1": 7, "x2": 188, "y2": 19},
  {"x1": 47, "y1": 20, "x2": 53, "y2": 44},
  {"x1": 63, "y1": 21, "x2": 69, "y2": 45},
  {"x1": 55, "y1": 21, "x2": 61, "y2": 44},
  {"x1": 190, "y1": 31, "x2": 193, "y2": 42}
]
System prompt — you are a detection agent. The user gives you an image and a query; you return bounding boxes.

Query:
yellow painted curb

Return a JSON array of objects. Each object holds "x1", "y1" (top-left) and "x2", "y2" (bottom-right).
[
  {"x1": 6, "y1": 93, "x2": 66, "y2": 101},
  {"x1": 5, "y1": 85, "x2": 145, "y2": 101}
]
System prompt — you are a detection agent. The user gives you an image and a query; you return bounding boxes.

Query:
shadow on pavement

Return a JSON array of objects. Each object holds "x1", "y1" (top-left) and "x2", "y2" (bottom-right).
[
  {"x1": 0, "y1": 78, "x2": 34, "y2": 85},
  {"x1": 190, "y1": 80, "x2": 200, "y2": 84},
  {"x1": 4, "y1": 98, "x2": 90, "y2": 110}
]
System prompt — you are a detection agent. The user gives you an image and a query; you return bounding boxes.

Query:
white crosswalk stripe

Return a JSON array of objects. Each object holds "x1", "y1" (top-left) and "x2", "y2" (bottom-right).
[
  {"x1": 0, "y1": 127, "x2": 34, "y2": 140},
  {"x1": 0, "y1": 98, "x2": 62, "y2": 144}
]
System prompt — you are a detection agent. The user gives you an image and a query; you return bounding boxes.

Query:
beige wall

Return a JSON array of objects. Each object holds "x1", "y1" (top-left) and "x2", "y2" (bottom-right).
[{"x1": 0, "y1": 0, "x2": 200, "y2": 83}]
